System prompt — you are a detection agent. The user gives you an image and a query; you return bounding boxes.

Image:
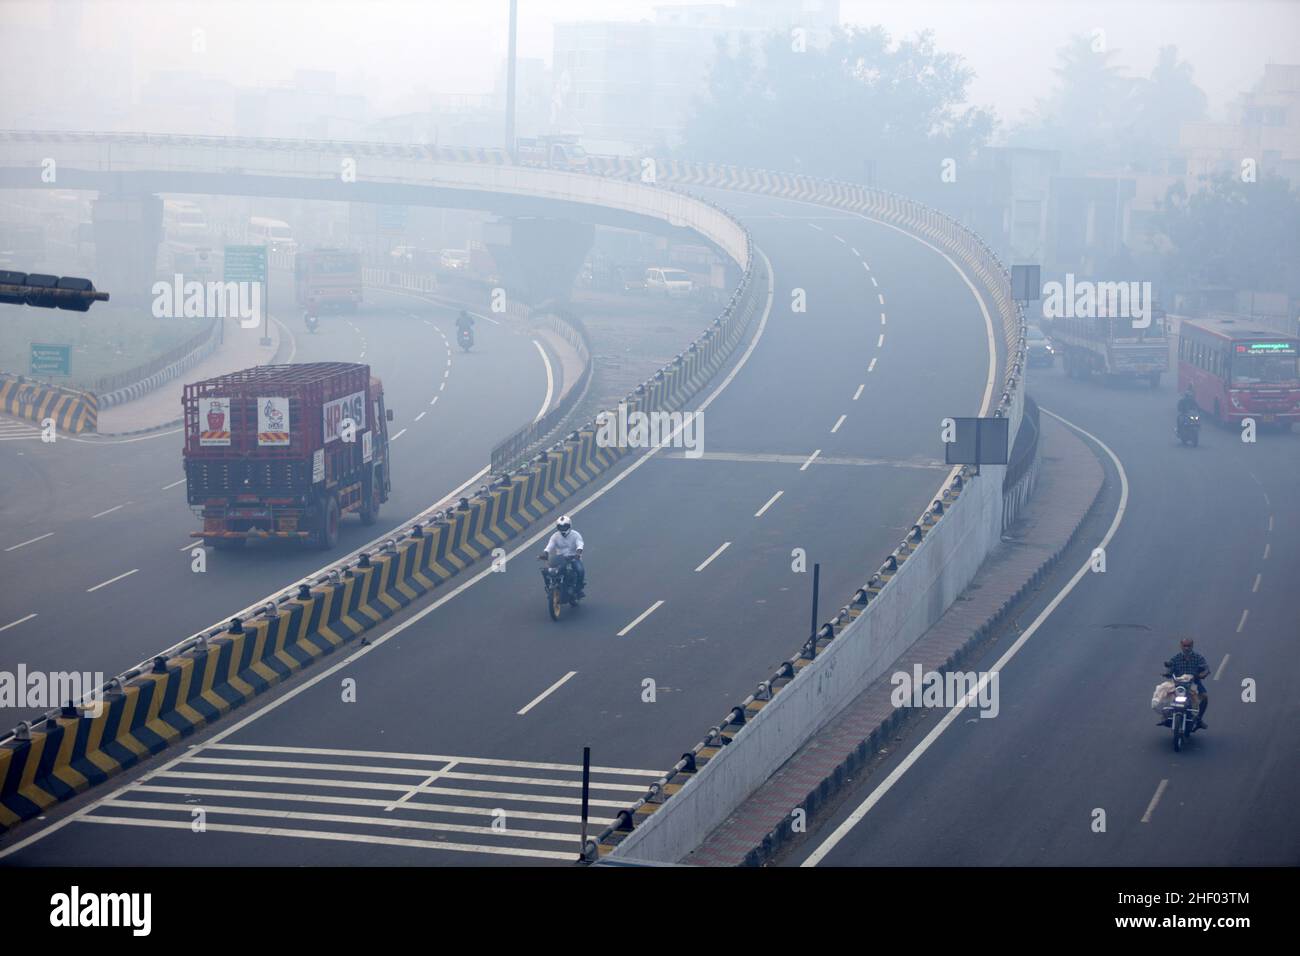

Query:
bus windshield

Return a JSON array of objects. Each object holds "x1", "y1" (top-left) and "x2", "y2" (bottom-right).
[{"x1": 1231, "y1": 351, "x2": 1300, "y2": 385}]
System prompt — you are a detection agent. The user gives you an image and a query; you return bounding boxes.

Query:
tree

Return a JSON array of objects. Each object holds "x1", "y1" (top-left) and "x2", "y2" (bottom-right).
[
  {"x1": 1156, "y1": 174, "x2": 1300, "y2": 295},
  {"x1": 1131, "y1": 46, "x2": 1208, "y2": 171},
  {"x1": 680, "y1": 27, "x2": 994, "y2": 196}
]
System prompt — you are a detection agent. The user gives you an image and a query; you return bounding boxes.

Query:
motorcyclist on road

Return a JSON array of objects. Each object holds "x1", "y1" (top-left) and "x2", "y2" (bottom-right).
[
  {"x1": 1162, "y1": 637, "x2": 1210, "y2": 729},
  {"x1": 539, "y1": 516, "x2": 585, "y2": 597},
  {"x1": 1176, "y1": 388, "x2": 1199, "y2": 424},
  {"x1": 456, "y1": 310, "x2": 475, "y2": 334}
]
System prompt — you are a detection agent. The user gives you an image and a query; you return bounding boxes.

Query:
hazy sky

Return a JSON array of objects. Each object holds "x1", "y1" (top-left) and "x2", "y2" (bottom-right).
[{"x1": 5, "y1": 0, "x2": 1299, "y2": 126}]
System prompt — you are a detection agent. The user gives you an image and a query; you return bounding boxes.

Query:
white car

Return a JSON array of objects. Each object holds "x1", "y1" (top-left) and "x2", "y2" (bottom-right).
[
  {"x1": 440, "y1": 249, "x2": 470, "y2": 271},
  {"x1": 645, "y1": 267, "x2": 693, "y2": 298}
]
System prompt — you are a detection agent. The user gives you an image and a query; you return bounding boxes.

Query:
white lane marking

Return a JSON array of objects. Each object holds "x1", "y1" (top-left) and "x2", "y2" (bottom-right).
[
  {"x1": 1213, "y1": 654, "x2": 1230, "y2": 681},
  {"x1": 800, "y1": 449, "x2": 821, "y2": 471},
  {"x1": 880, "y1": 313, "x2": 886, "y2": 325},
  {"x1": 79, "y1": 815, "x2": 575, "y2": 861},
  {"x1": 445, "y1": 357, "x2": 452, "y2": 368},
  {"x1": 834, "y1": 235, "x2": 846, "y2": 244},
  {"x1": 391, "y1": 428, "x2": 408, "y2": 441},
  {"x1": 1263, "y1": 543, "x2": 1270, "y2": 559},
  {"x1": 870, "y1": 276, "x2": 878, "y2": 287},
  {"x1": 0, "y1": 613, "x2": 37, "y2": 634},
  {"x1": 755, "y1": 490, "x2": 783, "y2": 517},
  {"x1": 422, "y1": 318, "x2": 432, "y2": 325},
  {"x1": 0, "y1": 247, "x2": 777, "y2": 861},
  {"x1": 162, "y1": 478, "x2": 186, "y2": 490},
  {"x1": 809, "y1": 223, "x2": 823, "y2": 232},
  {"x1": 532, "y1": 339, "x2": 554, "y2": 420},
  {"x1": 179, "y1": 541, "x2": 202, "y2": 551},
  {"x1": 1236, "y1": 609, "x2": 1248, "y2": 633},
  {"x1": 443, "y1": 368, "x2": 450, "y2": 379},
  {"x1": 862, "y1": 261, "x2": 871, "y2": 272},
  {"x1": 1141, "y1": 779, "x2": 1169, "y2": 824},
  {"x1": 831, "y1": 414, "x2": 846, "y2": 433},
  {"x1": 102, "y1": 795, "x2": 575, "y2": 844},
  {"x1": 204, "y1": 743, "x2": 662, "y2": 776},
  {"x1": 414, "y1": 411, "x2": 426, "y2": 422},
  {"x1": 877, "y1": 333, "x2": 885, "y2": 348},
  {"x1": 382, "y1": 760, "x2": 459, "y2": 813},
  {"x1": 5, "y1": 532, "x2": 53, "y2": 552},
  {"x1": 1252, "y1": 573, "x2": 1261, "y2": 593},
  {"x1": 617, "y1": 600, "x2": 664, "y2": 637},
  {"x1": 359, "y1": 351, "x2": 366, "y2": 360},
  {"x1": 877, "y1": 293, "x2": 885, "y2": 305},
  {"x1": 517, "y1": 671, "x2": 578, "y2": 716},
  {"x1": 803, "y1": 407, "x2": 1127, "y2": 866},
  {"x1": 91, "y1": 504, "x2": 126, "y2": 518},
  {"x1": 429, "y1": 396, "x2": 439, "y2": 406},
  {"x1": 850, "y1": 247, "x2": 860, "y2": 256},
  {"x1": 439, "y1": 382, "x2": 446, "y2": 392},
  {"x1": 87, "y1": 569, "x2": 139, "y2": 593},
  {"x1": 131, "y1": 784, "x2": 611, "y2": 823},
  {"x1": 868, "y1": 357, "x2": 877, "y2": 372},
  {"x1": 694, "y1": 541, "x2": 731, "y2": 573},
  {"x1": 1267, "y1": 515, "x2": 1273, "y2": 532},
  {"x1": 852, "y1": 384, "x2": 864, "y2": 401}
]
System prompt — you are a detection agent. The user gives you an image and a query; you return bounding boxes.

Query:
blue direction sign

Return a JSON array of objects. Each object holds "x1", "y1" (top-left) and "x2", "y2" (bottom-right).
[
  {"x1": 30, "y1": 342, "x2": 71, "y2": 376},
  {"x1": 223, "y1": 245, "x2": 267, "y2": 283}
]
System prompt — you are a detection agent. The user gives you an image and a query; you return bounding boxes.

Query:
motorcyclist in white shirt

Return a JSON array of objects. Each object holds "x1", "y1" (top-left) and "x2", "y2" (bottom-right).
[{"x1": 539, "y1": 516, "x2": 585, "y2": 596}]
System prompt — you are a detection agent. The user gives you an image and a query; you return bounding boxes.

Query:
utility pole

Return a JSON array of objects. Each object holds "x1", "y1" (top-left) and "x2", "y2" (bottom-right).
[{"x1": 505, "y1": 0, "x2": 518, "y2": 161}]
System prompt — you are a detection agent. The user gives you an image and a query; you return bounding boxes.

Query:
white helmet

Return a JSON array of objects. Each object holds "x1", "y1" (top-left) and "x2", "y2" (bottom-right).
[{"x1": 556, "y1": 516, "x2": 572, "y2": 535}]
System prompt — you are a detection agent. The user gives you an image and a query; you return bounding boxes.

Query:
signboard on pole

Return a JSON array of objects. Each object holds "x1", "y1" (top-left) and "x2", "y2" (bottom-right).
[
  {"x1": 29, "y1": 343, "x2": 71, "y2": 376},
  {"x1": 223, "y1": 245, "x2": 267, "y2": 284},
  {"x1": 944, "y1": 416, "x2": 1009, "y2": 466}
]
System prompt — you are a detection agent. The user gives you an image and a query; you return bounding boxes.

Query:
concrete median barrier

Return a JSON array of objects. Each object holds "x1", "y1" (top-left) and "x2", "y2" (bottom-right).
[{"x1": 0, "y1": 374, "x2": 97, "y2": 434}]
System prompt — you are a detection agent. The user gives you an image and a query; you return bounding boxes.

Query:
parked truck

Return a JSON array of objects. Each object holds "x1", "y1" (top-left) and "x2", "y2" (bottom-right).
[
  {"x1": 1045, "y1": 304, "x2": 1169, "y2": 386},
  {"x1": 182, "y1": 363, "x2": 393, "y2": 550}
]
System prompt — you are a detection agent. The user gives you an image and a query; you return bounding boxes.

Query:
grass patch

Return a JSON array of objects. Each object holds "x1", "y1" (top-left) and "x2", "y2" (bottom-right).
[{"x1": 0, "y1": 308, "x2": 207, "y2": 391}]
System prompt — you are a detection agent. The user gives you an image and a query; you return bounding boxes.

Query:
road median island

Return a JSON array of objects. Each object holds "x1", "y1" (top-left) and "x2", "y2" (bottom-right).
[{"x1": 0, "y1": 225, "x2": 764, "y2": 837}]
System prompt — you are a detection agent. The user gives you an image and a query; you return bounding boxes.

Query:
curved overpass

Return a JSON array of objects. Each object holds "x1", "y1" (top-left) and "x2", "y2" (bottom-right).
[{"x1": 0, "y1": 131, "x2": 1025, "y2": 862}]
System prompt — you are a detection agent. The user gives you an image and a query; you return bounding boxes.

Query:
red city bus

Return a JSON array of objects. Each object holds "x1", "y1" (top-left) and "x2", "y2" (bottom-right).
[
  {"x1": 295, "y1": 247, "x2": 362, "y2": 313},
  {"x1": 1177, "y1": 317, "x2": 1300, "y2": 428}
]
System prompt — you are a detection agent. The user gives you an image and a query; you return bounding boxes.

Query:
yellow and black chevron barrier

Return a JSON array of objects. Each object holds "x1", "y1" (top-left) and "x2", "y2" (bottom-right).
[
  {"x1": 0, "y1": 235, "x2": 766, "y2": 834},
  {"x1": 0, "y1": 374, "x2": 97, "y2": 434}
]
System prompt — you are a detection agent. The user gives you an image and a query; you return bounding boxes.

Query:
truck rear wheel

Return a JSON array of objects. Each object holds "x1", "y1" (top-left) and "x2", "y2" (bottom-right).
[{"x1": 317, "y1": 495, "x2": 341, "y2": 550}]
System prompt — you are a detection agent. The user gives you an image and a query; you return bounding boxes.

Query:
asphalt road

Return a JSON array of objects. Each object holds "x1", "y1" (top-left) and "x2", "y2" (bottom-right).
[
  {"x1": 0, "y1": 191, "x2": 1003, "y2": 865},
  {"x1": 789, "y1": 362, "x2": 1300, "y2": 866},
  {"x1": 0, "y1": 278, "x2": 552, "y2": 723}
]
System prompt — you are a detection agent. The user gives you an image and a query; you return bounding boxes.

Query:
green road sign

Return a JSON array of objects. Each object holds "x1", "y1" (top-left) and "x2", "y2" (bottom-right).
[
  {"x1": 30, "y1": 342, "x2": 71, "y2": 376},
  {"x1": 223, "y1": 245, "x2": 267, "y2": 283}
]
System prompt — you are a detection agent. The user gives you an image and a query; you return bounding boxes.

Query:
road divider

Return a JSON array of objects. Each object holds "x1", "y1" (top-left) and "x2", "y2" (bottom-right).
[{"x1": 0, "y1": 374, "x2": 97, "y2": 434}]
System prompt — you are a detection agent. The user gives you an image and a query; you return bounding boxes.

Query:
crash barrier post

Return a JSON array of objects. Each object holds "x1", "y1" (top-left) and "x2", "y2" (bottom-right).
[
  {"x1": 0, "y1": 373, "x2": 98, "y2": 433},
  {"x1": 0, "y1": 226, "x2": 762, "y2": 834}
]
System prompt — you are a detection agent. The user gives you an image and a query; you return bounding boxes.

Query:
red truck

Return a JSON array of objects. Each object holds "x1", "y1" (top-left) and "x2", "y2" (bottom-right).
[{"x1": 182, "y1": 363, "x2": 393, "y2": 550}]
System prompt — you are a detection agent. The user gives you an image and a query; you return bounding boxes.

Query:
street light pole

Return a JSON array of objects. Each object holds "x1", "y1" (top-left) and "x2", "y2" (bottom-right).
[{"x1": 505, "y1": 0, "x2": 518, "y2": 160}]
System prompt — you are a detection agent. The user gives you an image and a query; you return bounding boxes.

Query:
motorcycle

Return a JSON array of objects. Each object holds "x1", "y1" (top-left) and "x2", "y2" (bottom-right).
[
  {"x1": 1156, "y1": 673, "x2": 1200, "y2": 752},
  {"x1": 458, "y1": 326, "x2": 474, "y2": 352},
  {"x1": 540, "y1": 554, "x2": 583, "y2": 620},
  {"x1": 1176, "y1": 412, "x2": 1200, "y2": 447},
  {"x1": 304, "y1": 311, "x2": 320, "y2": 335}
]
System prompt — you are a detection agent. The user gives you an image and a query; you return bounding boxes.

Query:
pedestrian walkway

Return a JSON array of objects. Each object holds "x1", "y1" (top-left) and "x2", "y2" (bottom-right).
[
  {"x1": 73, "y1": 742, "x2": 664, "y2": 863},
  {"x1": 95, "y1": 316, "x2": 284, "y2": 436},
  {"x1": 687, "y1": 412, "x2": 1106, "y2": 866}
]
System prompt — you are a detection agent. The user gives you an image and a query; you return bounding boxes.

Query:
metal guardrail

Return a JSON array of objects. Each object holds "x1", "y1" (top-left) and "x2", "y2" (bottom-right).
[{"x1": 92, "y1": 316, "x2": 219, "y2": 394}]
